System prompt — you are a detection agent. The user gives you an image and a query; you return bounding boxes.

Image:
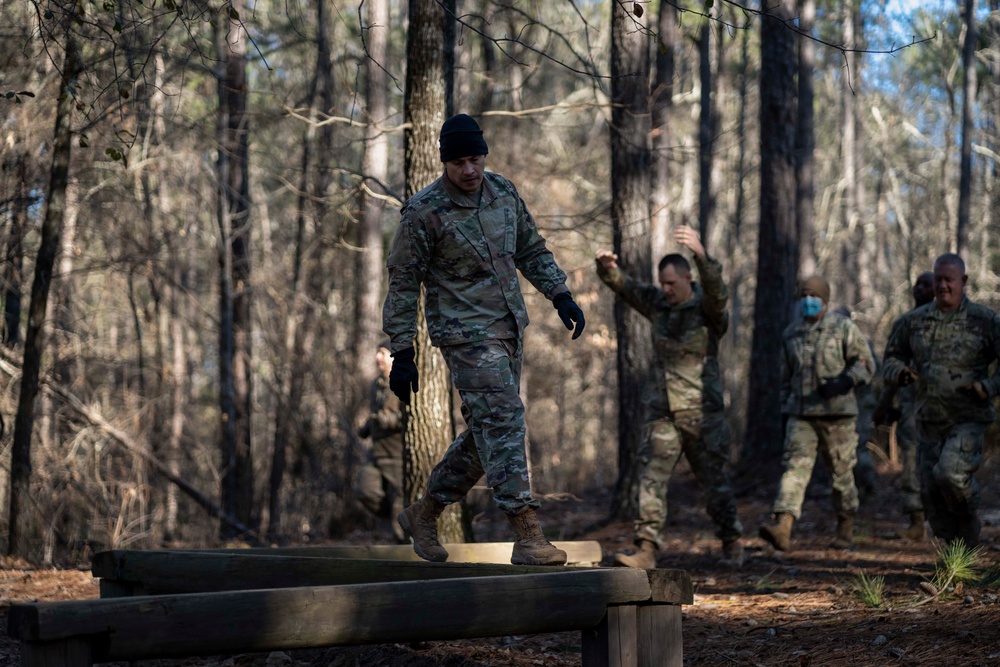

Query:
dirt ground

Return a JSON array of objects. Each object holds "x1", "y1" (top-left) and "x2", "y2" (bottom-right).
[{"x1": 4, "y1": 448, "x2": 1000, "y2": 667}]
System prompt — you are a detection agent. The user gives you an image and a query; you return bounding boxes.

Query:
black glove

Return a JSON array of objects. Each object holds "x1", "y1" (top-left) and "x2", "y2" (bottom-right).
[
  {"x1": 553, "y1": 292, "x2": 586, "y2": 340},
  {"x1": 389, "y1": 347, "x2": 419, "y2": 404},
  {"x1": 817, "y1": 373, "x2": 854, "y2": 399},
  {"x1": 873, "y1": 406, "x2": 902, "y2": 426},
  {"x1": 960, "y1": 381, "x2": 989, "y2": 401},
  {"x1": 896, "y1": 367, "x2": 917, "y2": 387}
]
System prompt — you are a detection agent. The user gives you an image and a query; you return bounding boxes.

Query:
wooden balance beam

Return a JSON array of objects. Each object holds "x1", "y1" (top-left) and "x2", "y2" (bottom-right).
[
  {"x1": 91, "y1": 549, "x2": 692, "y2": 598},
  {"x1": 153, "y1": 540, "x2": 605, "y2": 565},
  {"x1": 10, "y1": 567, "x2": 693, "y2": 667}
]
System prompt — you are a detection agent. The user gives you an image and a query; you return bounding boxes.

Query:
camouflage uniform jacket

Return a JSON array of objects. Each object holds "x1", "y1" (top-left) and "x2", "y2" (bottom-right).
[
  {"x1": 597, "y1": 255, "x2": 728, "y2": 413},
  {"x1": 881, "y1": 297, "x2": 1000, "y2": 423},
  {"x1": 383, "y1": 172, "x2": 569, "y2": 352},
  {"x1": 358, "y1": 376, "x2": 403, "y2": 460},
  {"x1": 780, "y1": 311, "x2": 874, "y2": 417}
]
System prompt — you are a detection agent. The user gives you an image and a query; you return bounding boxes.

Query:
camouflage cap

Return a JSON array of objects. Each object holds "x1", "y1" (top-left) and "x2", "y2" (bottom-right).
[{"x1": 800, "y1": 276, "x2": 831, "y2": 303}]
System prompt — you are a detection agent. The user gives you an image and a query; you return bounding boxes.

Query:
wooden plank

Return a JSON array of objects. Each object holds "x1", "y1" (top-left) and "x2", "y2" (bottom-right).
[
  {"x1": 637, "y1": 605, "x2": 682, "y2": 667},
  {"x1": 9, "y1": 570, "x2": 661, "y2": 662},
  {"x1": 91, "y1": 550, "x2": 691, "y2": 603},
  {"x1": 153, "y1": 541, "x2": 604, "y2": 565}
]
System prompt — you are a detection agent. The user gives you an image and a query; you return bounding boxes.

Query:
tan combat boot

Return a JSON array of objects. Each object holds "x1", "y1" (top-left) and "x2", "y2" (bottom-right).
[
  {"x1": 719, "y1": 539, "x2": 745, "y2": 569},
  {"x1": 902, "y1": 510, "x2": 925, "y2": 541},
  {"x1": 831, "y1": 513, "x2": 855, "y2": 549},
  {"x1": 614, "y1": 539, "x2": 658, "y2": 569},
  {"x1": 397, "y1": 495, "x2": 449, "y2": 562},
  {"x1": 507, "y1": 508, "x2": 567, "y2": 566},
  {"x1": 759, "y1": 513, "x2": 795, "y2": 552}
]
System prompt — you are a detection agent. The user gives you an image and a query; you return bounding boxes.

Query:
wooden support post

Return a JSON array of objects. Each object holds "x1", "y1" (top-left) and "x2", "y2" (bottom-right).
[
  {"x1": 22, "y1": 638, "x2": 92, "y2": 667},
  {"x1": 581, "y1": 604, "x2": 682, "y2": 667},
  {"x1": 98, "y1": 579, "x2": 144, "y2": 599}
]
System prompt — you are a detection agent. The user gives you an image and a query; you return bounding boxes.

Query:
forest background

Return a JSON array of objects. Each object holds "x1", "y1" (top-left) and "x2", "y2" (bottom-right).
[{"x1": 0, "y1": 0, "x2": 998, "y2": 563}]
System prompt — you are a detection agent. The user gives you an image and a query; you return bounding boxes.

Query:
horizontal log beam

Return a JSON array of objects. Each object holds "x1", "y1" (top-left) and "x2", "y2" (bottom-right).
[
  {"x1": 150, "y1": 541, "x2": 604, "y2": 565},
  {"x1": 10, "y1": 570, "x2": 672, "y2": 662},
  {"x1": 90, "y1": 550, "x2": 691, "y2": 604}
]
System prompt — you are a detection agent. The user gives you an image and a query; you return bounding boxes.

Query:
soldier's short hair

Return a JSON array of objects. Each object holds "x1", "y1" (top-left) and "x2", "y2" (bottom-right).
[
  {"x1": 658, "y1": 253, "x2": 691, "y2": 275},
  {"x1": 934, "y1": 252, "x2": 966, "y2": 276}
]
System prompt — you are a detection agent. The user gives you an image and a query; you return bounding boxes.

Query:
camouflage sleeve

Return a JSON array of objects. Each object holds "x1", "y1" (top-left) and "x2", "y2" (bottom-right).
[
  {"x1": 694, "y1": 254, "x2": 729, "y2": 336},
  {"x1": 842, "y1": 319, "x2": 875, "y2": 386},
  {"x1": 596, "y1": 264, "x2": 660, "y2": 321},
  {"x1": 982, "y1": 310, "x2": 1000, "y2": 399},
  {"x1": 372, "y1": 390, "x2": 403, "y2": 433},
  {"x1": 779, "y1": 339, "x2": 791, "y2": 409},
  {"x1": 382, "y1": 209, "x2": 430, "y2": 352},
  {"x1": 510, "y1": 185, "x2": 568, "y2": 299},
  {"x1": 880, "y1": 316, "x2": 912, "y2": 386}
]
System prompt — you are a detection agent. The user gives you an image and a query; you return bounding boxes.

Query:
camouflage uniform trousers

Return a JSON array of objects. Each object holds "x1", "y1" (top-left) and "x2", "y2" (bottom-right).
[
  {"x1": 424, "y1": 338, "x2": 537, "y2": 515},
  {"x1": 916, "y1": 420, "x2": 986, "y2": 542},
  {"x1": 896, "y1": 412, "x2": 922, "y2": 513},
  {"x1": 772, "y1": 416, "x2": 860, "y2": 519},
  {"x1": 853, "y1": 389, "x2": 878, "y2": 495},
  {"x1": 633, "y1": 409, "x2": 743, "y2": 549}
]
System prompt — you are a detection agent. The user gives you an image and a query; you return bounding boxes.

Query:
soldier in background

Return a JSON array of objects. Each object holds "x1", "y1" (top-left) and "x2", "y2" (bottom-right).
[
  {"x1": 596, "y1": 225, "x2": 744, "y2": 569},
  {"x1": 881, "y1": 255, "x2": 1000, "y2": 547},
  {"x1": 833, "y1": 306, "x2": 879, "y2": 501},
  {"x1": 874, "y1": 272, "x2": 934, "y2": 540},
  {"x1": 356, "y1": 341, "x2": 405, "y2": 543},
  {"x1": 759, "y1": 276, "x2": 875, "y2": 551},
  {"x1": 383, "y1": 114, "x2": 586, "y2": 566}
]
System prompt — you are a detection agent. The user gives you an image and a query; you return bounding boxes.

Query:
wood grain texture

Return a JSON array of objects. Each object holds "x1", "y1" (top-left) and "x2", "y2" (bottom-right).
[
  {"x1": 10, "y1": 569, "x2": 667, "y2": 661},
  {"x1": 90, "y1": 550, "x2": 691, "y2": 602}
]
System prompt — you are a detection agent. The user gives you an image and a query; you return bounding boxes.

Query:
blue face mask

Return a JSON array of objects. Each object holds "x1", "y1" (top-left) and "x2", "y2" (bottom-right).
[{"x1": 801, "y1": 296, "x2": 823, "y2": 318}]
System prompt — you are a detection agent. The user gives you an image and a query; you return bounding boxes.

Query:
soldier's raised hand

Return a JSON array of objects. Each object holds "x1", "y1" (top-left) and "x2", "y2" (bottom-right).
[
  {"x1": 674, "y1": 225, "x2": 706, "y2": 259},
  {"x1": 595, "y1": 249, "x2": 618, "y2": 271}
]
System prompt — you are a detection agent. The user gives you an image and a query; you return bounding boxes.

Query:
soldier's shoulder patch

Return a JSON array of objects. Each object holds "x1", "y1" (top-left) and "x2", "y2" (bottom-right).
[{"x1": 386, "y1": 221, "x2": 412, "y2": 267}]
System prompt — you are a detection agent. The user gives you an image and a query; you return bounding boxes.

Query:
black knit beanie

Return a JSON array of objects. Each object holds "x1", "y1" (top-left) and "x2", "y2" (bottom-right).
[{"x1": 439, "y1": 114, "x2": 489, "y2": 162}]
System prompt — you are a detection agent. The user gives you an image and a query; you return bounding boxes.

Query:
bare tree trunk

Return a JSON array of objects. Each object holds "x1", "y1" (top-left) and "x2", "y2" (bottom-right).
[
  {"x1": 957, "y1": 0, "x2": 977, "y2": 259},
  {"x1": 697, "y1": 19, "x2": 717, "y2": 244},
  {"x1": 356, "y1": 0, "x2": 390, "y2": 387},
  {"x1": 650, "y1": 0, "x2": 677, "y2": 261},
  {"x1": 609, "y1": 0, "x2": 653, "y2": 519},
  {"x1": 7, "y1": 27, "x2": 80, "y2": 560},
  {"x1": 2, "y1": 154, "x2": 27, "y2": 348},
  {"x1": 403, "y1": 0, "x2": 463, "y2": 543},
  {"x1": 796, "y1": 0, "x2": 816, "y2": 276},
  {"x1": 840, "y1": 0, "x2": 859, "y2": 306},
  {"x1": 216, "y1": 6, "x2": 254, "y2": 538},
  {"x1": 852, "y1": 7, "x2": 874, "y2": 308},
  {"x1": 744, "y1": 0, "x2": 798, "y2": 461},
  {"x1": 268, "y1": 0, "x2": 332, "y2": 541}
]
